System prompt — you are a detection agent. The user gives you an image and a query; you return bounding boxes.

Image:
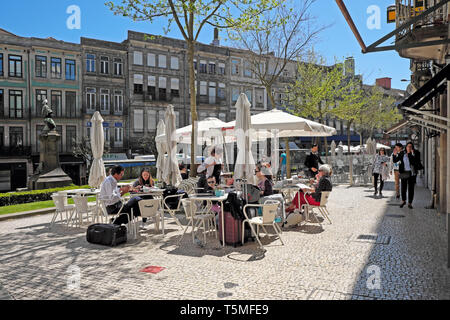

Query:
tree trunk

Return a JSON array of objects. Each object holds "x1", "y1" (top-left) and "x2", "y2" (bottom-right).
[
  {"x1": 188, "y1": 41, "x2": 198, "y2": 177},
  {"x1": 267, "y1": 86, "x2": 276, "y2": 110}
]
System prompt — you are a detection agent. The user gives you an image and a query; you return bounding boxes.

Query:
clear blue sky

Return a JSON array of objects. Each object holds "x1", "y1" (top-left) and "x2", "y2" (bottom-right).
[{"x1": 0, "y1": 0, "x2": 409, "y2": 90}]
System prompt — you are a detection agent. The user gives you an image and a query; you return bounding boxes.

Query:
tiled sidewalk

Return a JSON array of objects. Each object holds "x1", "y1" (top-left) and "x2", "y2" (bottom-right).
[{"x1": 0, "y1": 181, "x2": 448, "y2": 300}]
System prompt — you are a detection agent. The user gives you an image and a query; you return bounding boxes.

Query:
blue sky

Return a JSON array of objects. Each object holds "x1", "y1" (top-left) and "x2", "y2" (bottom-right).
[{"x1": 0, "y1": 0, "x2": 409, "y2": 90}]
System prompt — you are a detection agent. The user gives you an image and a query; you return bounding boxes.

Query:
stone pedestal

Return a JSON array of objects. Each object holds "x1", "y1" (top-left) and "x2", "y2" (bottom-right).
[{"x1": 29, "y1": 131, "x2": 72, "y2": 190}]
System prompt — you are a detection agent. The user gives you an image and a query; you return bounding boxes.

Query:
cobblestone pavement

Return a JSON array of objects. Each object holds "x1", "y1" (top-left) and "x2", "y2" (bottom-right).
[{"x1": 0, "y1": 181, "x2": 448, "y2": 300}]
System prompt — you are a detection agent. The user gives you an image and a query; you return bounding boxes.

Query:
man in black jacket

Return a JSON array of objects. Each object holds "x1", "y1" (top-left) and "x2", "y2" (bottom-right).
[
  {"x1": 392, "y1": 142, "x2": 423, "y2": 209},
  {"x1": 304, "y1": 144, "x2": 324, "y2": 178}
]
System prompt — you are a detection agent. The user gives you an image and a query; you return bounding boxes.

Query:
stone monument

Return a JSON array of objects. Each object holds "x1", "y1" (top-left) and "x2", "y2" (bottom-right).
[{"x1": 28, "y1": 100, "x2": 72, "y2": 190}]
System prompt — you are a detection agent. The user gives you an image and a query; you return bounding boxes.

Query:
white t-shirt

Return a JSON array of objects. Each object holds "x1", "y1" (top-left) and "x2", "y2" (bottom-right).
[{"x1": 204, "y1": 156, "x2": 222, "y2": 178}]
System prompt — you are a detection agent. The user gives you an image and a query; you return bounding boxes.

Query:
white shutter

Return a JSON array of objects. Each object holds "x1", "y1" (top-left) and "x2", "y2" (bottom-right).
[
  {"x1": 148, "y1": 110, "x2": 157, "y2": 130},
  {"x1": 148, "y1": 75, "x2": 156, "y2": 87},
  {"x1": 134, "y1": 74, "x2": 143, "y2": 84},
  {"x1": 134, "y1": 109, "x2": 144, "y2": 131},
  {"x1": 200, "y1": 81, "x2": 207, "y2": 95},
  {"x1": 171, "y1": 56, "x2": 179, "y2": 70},
  {"x1": 171, "y1": 78, "x2": 179, "y2": 90},
  {"x1": 159, "y1": 77, "x2": 167, "y2": 89},
  {"x1": 147, "y1": 53, "x2": 155, "y2": 67},
  {"x1": 134, "y1": 51, "x2": 143, "y2": 65},
  {"x1": 219, "y1": 83, "x2": 225, "y2": 88},
  {"x1": 158, "y1": 55, "x2": 167, "y2": 68}
]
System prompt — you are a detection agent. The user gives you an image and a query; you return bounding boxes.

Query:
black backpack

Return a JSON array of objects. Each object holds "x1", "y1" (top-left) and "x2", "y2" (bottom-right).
[{"x1": 224, "y1": 192, "x2": 245, "y2": 220}]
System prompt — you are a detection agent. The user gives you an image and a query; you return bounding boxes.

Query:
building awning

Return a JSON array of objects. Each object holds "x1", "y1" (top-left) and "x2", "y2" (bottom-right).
[
  {"x1": 400, "y1": 63, "x2": 450, "y2": 110},
  {"x1": 384, "y1": 119, "x2": 413, "y2": 135}
]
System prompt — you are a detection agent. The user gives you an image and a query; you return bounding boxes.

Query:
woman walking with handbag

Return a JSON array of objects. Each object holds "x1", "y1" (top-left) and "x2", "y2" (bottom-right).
[
  {"x1": 372, "y1": 148, "x2": 390, "y2": 197},
  {"x1": 392, "y1": 142, "x2": 423, "y2": 209}
]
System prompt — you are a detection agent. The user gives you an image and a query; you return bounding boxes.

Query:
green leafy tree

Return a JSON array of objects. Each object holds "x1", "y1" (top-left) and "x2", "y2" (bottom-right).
[{"x1": 106, "y1": 0, "x2": 280, "y2": 176}]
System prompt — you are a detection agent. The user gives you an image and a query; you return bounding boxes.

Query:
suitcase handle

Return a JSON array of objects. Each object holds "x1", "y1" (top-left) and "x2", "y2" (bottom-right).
[{"x1": 144, "y1": 205, "x2": 154, "y2": 208}]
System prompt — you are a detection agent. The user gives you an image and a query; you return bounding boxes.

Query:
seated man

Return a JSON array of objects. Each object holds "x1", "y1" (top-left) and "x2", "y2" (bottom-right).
[
  {"x1": 100, "y1": 165, "x2": 143, "y2": 226},
  {"x1": 286, "y1": 164, "x2": 332, "y2": 213}
]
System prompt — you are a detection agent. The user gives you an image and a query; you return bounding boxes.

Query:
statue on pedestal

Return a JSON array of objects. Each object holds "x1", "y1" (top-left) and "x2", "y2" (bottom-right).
[{"x1": 41, "y1": 99, "x2": 56, "y2": 133}]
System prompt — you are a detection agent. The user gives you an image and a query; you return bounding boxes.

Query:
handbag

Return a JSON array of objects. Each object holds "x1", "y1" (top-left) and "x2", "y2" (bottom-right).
[{"x1": 399, "y1": 171, "x2": 411, "y2": 179}]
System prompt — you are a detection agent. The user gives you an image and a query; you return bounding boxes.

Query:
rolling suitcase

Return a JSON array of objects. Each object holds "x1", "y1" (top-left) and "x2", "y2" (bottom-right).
[
  {"x1": 218, "y1": 210, "x2": 244, "y2": 247},
  {"x1": 86, "y1": 224, "x2": 127, "y2": 247}
]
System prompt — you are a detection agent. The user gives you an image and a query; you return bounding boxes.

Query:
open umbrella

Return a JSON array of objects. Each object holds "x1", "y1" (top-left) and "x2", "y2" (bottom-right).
[
  {"x1": 233, "y1": 94, "x2": 256, "y2": 185},
  {"x1": 162, "y1": 105, "x2": 182, "y2": 187},
  {"x1": 88, "y1": 111, "x2": 107, "y2": 188},
  {"x1": 156, "y1": 120, "x2": 166, "y2": 182}
]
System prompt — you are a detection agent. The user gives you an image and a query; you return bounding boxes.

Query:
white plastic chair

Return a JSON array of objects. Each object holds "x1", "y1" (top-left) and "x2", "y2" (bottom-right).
[
  {"x1": 178, "y1": 198, "x2": 216, "y2": 245},
  {"x1": 138, "y1": 199, "x2": 164, "y2": 235},
  {"x1": 242, "y1": 203, "x2": 284, "y2": 249},
  {"x1": 162, "y1": 194, "x2": 185, "y2": 229},
  {"x1": 71, "y1": 195, "x2": 96, "y2": 227},
  {"x1": 301, "y1": 191, "x2": 332, "y2": 225},
  {"x1": 50, "y1": 193, "x2": 75, "y2": 228}
]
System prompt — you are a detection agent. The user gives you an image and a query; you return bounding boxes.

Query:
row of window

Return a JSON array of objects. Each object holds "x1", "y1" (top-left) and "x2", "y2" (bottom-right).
[
  {"x1": 86, "y1": 123, "x2": 123, "y2": 143},
  {"x1": 194, "y1": 60, "x2": 226, "y2": 75},
  {"x1": 86, "y1": 54, "x2": 123, "y2": 75},
  {"x1": 0, "y1": 126, "x2": 24, "y2": 148},
  {"x1": 133, "y1": 52, "x2": 178, "y2": 70},
  {"x1": 86, "y1": 88, "x2": 123, "y2": 113},
  {"x1": 0, "y1": 53, "x2": 76, "y2": 80},
  {"x1": 0, "y1": 88, "x2": 77, "y2": 119}
]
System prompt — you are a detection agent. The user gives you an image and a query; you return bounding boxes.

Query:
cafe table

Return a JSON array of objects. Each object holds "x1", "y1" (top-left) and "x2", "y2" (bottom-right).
[{"x1": 188, "y1": 193, "x2": 228, "y2": 247}]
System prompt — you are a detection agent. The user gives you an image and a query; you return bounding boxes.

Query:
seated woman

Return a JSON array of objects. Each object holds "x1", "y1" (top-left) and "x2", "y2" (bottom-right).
[
  {"x1": 255, "y1": 164, "x2": 274, "y2": 197},
  {"x1": 132, "y1": 168, "x2": 155, "y2": 200},
  {"x1": 286, "y1": 164, "x2": 332, "y2": 213},
  {"x1": 179, "y1": 163, "x2": 189, "y2": 180}
]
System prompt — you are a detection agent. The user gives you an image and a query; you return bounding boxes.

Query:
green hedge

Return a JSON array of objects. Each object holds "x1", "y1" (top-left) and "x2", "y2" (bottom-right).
[{"x1": 0, "y1": 185, "x2": 91, "y2": 207}]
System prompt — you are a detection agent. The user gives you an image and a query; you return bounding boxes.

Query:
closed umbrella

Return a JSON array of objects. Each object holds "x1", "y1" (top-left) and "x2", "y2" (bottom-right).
[
  {"x1": 162, "y1": 105, "x2": 182, "y2": 187},
  {"x1": 330, "y1": 140, "x2": 336, "y2": 157},
  {"x1": 88, "y1": 111, "x2": 107, "y2": 188},
  {"x1": 234, "y1": 93, "x2": 256, "y2": 185},
  {"x1": 156, "y1": 120, "x2": 166, "y2": 182}
]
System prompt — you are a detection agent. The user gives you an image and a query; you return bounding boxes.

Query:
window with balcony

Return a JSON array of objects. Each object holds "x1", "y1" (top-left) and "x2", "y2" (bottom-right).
[
  {"x1": 9, "y1": 55, "x2": 22, "y2": 78},
  {"x1": 9, "y1": 127, "x2": 23, "y2": 147},
  {"x1": 103, "y1": 125, "x2": 110, "y2": 143},
  {"x1": 114, "y1": 125, "x2": 123, "y2": 144},
  {"x1": 114, "y1": 91, "x2": 123, "y2": 114},
  {"x1": 148, "y1": 75, "x2": 156, "y2": 100},
  {"x1": 113, "y1": 58, "x2": 123, "y2": 76},
  {"x1": 134, "y1": 74, "x2": 143, "y2": 94},
  {"x1": 100, "y1": 89, "x2": 110, "y2": 112},
  {"x1": 231, "y1": 59, "x2": 240, "y2": 76},
  {"x1": 0, "y1": 53, "x2": 3, "y2": 76},
  {"x1": 9, "y1": 90, "x2": 23, "y2": 118},
  {"x1": 171, "y1": 78, "x2": 179, "y2": 98},
  {"x1": 35, "y1": 56, "x2": 47, "y2": 78},
  {"x1": 209, "y1": 82, "x2": 216, "y2": 105},
  {"x1": 100, "y1": 56, "x2": 109, "y2": 74},
  {"x1": 159, "y1": 77, "x2": 167, "y2": 101},
  {"x1": 209, "y1": 62, "x2": 216, "y2": 74},
  {"x1": 36, "y1": 89, "x2": 47, "y2": 111},
  {"x1": 66, "y1": 126, "x2": 77, "y2": 152},
  {"x1": 86, "y1": 88, "x2": 96, "y2": 112},
  {"x1": 66, "y1": 91, "x2": 77, "y2": 118},
  {"x1": 51, "y1": 57, "x2": 62, "y2": 79},
  {"x1": 65, "y1": 59, "x2": 76, "y2": 80},
  {"x1": 86, "y1": 54, "x2": 95, "y2": 72},
  {"x1": 199, "y1": 60, "x2": 207, "y2": 74},
  {"x1": 51, "y1": 91, "x2": 62, "y2": 117}
]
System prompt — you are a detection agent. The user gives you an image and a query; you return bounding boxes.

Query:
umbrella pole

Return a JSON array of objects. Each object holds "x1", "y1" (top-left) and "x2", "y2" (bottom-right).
[{"x1": 285, "y1": 137, "x2": 291, "y2": 179}]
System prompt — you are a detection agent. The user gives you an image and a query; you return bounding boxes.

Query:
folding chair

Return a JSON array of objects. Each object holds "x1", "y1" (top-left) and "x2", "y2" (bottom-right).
[
  {"x1": 242, "y1": 203, "x2": 284, "y2": 249},
  {"x1": 178, "y1": 199, "x2": 216, "y2": 245}
]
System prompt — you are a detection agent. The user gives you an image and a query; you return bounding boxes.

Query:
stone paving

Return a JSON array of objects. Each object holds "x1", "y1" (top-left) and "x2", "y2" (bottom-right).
[{"x1": 0, "y1": 180, "x2": 449, "y2": 300}]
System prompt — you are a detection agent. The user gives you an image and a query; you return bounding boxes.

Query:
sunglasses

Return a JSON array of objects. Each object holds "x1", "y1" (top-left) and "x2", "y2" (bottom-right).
[{"x1": 207, "y1": 181, "x2": 215, "y2": 185}]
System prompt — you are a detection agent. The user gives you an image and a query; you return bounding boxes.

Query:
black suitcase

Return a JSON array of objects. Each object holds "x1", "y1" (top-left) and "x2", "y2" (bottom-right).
[{"x1": 86, "y1": 224, "x2": 127, "y2": 247}]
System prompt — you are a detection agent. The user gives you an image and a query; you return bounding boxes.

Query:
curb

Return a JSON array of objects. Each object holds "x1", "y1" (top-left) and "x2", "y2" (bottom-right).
[{"x1": 0, "y1": 208, "x2": 56, "y2": 222}]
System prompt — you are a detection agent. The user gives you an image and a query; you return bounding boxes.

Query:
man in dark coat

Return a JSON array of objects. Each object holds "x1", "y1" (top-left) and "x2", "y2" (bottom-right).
[{"x1": 304, "y1": 144, "x2": 324, "y2": 178}]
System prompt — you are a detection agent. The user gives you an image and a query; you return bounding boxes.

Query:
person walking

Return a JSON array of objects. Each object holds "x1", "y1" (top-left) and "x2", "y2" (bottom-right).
[
  {"x1": 304, "y1": 144, "x2": 324, "y2": 178},
  {"x1": 280, "y1": 151, "x2": 287, "y2": 179},
  {"x1": 393, "y1": 142, "x2": 423, "y2": 209},
  {"x1": 372, "y1": 148, "x2": 390, "y2": 197},
  {"x1": 390, "y1": 143, "x2": 403, "y2": 199}
]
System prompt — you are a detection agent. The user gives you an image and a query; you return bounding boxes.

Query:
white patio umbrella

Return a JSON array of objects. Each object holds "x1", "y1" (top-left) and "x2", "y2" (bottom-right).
[
  {"x1": 366, "y1": 138, "x2": 377, "y2": 155},
  {"x1": 234, "y1": 94, "x2": 256, "y2": 185},
  {"x1": 88, "y1": 111, "x2": 107, "y2": 188},
  {"x1": 155, "y1": 120, "x2": 166, "y2": 182},
  {"x1": 330, "y1": 140, "x2": 337, "y2": 157},
  {"x1": 162, "y1": 105, "x2": 182, "y2": 187}
]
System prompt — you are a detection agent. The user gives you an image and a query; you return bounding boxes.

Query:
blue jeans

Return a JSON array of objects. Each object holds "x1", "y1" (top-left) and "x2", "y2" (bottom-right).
[{"x1": 280, "y1": 164, "x2": 287, "y2": 178}]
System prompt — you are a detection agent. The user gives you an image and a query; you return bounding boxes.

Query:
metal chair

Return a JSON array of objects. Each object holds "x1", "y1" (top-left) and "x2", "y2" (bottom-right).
[
  {"x1": 178, "y1": 199, "x2": 216, "y2": 245},
  {"x1": 162, "y1": 194, "x2": 185, "y2": 229},
  {"x1": 301, "y1": 191, "x2": 332, "y2": 226},
  {"x1": 242, "y1": 203, "x2": 284, "y2": 249}
]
